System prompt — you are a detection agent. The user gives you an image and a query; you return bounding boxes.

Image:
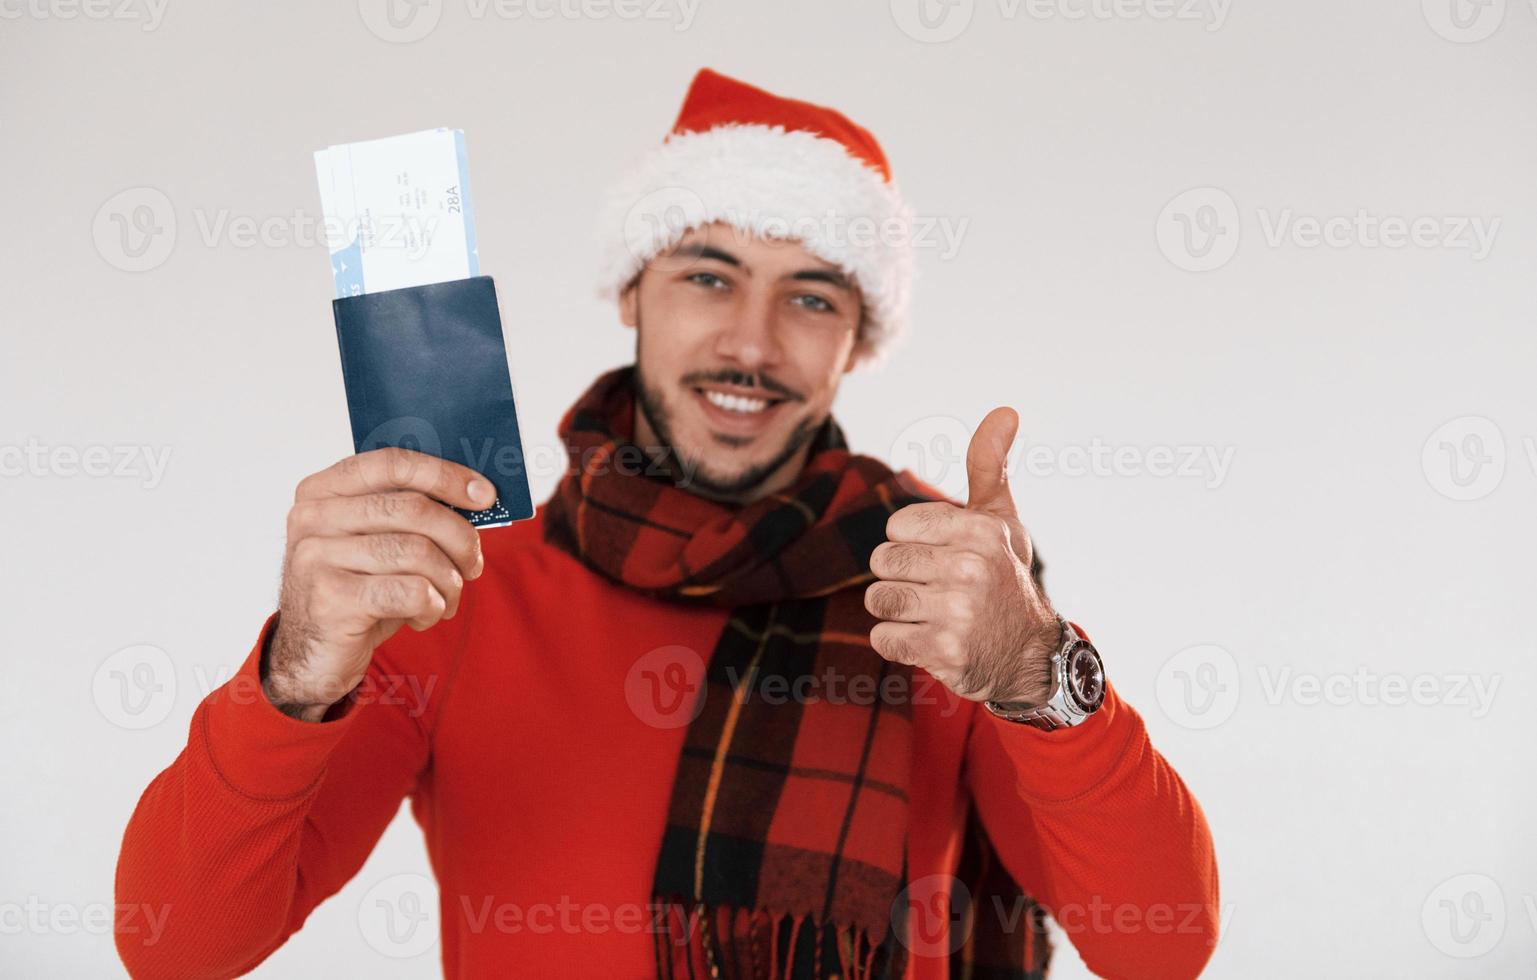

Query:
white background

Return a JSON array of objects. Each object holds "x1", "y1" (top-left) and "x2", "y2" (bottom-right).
[{"x1": 2, "y1": 0, "x2": 1534, "y2": 976}]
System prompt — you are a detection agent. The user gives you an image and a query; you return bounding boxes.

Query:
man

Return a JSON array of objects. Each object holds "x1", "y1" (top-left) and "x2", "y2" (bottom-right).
[{"x1": 115, "y1": 69, "x2": 1218, "y2": 979}]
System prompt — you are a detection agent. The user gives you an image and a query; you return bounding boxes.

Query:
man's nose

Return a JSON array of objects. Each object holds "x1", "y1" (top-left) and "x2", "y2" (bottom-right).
[{"x1": 712, "y1": 290, "x2": 783, "y2": 370}]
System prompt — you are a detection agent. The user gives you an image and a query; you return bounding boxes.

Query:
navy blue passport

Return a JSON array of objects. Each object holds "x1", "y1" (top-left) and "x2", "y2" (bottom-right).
[{"x1": 331, "y1": 275, "x2": 534, "y2": 528}]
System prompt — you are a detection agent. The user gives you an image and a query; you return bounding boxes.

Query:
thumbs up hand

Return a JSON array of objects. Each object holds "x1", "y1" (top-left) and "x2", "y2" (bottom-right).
[{"x1": 867, "y1": 407, "x2": 1061, "y2": 705}]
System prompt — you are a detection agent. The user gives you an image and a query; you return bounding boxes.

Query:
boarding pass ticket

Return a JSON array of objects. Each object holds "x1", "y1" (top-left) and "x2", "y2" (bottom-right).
[{"x1": 314, "y1": 128, "x2": 479, "y2": 298}]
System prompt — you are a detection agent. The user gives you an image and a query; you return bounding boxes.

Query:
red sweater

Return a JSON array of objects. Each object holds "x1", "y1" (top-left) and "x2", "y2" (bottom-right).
[{"x1": 114, "y1": 506, "x2": 1218, "y2": 979}]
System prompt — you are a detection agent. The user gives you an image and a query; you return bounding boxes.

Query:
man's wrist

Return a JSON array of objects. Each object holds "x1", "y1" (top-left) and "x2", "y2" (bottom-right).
[
  {"x1": 258, "y1": 616, "x2": 334, "y2": 723},
  {"x1": 990, "y1": 612, "x2": 1067, "y2": 708},
  {"x1": 260, "y1": 680, "x2": 331, "y2": 723},
  {"x1": 984, "y1": 616, "x2": 1105, "y2": 730}
]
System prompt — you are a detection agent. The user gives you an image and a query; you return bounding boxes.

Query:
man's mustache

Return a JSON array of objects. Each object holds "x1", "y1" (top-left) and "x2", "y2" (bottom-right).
[{"x1": 681, "y1": 369, "x2": 803, "y2": 402}]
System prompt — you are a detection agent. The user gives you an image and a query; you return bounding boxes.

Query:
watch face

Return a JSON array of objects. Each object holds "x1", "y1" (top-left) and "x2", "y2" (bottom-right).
[{"x1": 1068, "y1": 646, "x2": 1105, "y2": 711}]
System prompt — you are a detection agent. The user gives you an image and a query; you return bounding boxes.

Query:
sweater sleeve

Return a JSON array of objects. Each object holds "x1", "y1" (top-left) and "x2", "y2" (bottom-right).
[
  {"x1": 113, "y1": 612, "x2": 441, "y2": 979},
  {"x1": 964, "y1": 681, "x2": 1220, "y2": 980}
]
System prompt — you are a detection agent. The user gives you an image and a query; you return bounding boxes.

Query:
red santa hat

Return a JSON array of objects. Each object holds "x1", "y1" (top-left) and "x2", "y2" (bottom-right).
[{"x1": 597, "y1": 68, "x2": 914, "y2": 364}]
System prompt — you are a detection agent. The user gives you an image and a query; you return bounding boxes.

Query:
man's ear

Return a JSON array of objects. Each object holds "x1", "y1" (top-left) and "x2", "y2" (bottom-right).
[{"x1": 619, "y1": 278, "x2": 640, "y2": 329}]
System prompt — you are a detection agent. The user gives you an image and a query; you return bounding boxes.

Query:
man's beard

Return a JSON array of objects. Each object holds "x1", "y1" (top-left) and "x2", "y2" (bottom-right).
[{"x1": 633, "y1": 366, "x2": 822, "y2": 502}]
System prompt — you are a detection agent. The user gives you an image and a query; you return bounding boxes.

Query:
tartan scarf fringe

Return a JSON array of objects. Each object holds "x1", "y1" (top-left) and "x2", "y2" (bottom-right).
[{"x1": 650, "y1": 898, "x2": 900, "y2": 980}]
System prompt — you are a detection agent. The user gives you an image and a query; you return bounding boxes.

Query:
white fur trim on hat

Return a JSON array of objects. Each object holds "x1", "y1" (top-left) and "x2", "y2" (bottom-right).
[{"x1": 596, "y1": 124, "x2": 914, "y2": 363}]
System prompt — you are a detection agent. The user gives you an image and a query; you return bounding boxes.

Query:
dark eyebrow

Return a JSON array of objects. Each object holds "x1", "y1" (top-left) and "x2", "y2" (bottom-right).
[
  {"x1": 669, "y1": 242, "x2": 742, "y2": 267},
  {"x1": 790, "y1": 267, "x2": 854, "y2": 293}
]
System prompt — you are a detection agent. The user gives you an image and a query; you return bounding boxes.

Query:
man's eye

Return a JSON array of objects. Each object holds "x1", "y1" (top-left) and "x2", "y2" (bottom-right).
[
  {"x1": 688, "y1": 272, "x2": 727, "y2": 289},
  {"x1": 794, "y1": 294, "x2": 833, "y2": 313}
]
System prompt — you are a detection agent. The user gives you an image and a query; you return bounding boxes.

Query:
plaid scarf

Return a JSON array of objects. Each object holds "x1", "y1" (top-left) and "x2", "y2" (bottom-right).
[{"x1": 543, "y1": 367, "x2": 1051, "y2": 979}]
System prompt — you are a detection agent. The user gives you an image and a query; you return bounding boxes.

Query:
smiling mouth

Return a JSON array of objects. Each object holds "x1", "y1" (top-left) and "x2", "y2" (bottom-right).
[
  {"x1": 688, "y1": 384, "x2": 794, "y2": 437},
  {"x1": 696, "y1": 387, "x2": 781, "y2": 414}
]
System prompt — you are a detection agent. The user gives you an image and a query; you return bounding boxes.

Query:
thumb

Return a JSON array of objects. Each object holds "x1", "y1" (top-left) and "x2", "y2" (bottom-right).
[{"x1": 965, "y1": 406, "x2": 1020, "y2": 516}]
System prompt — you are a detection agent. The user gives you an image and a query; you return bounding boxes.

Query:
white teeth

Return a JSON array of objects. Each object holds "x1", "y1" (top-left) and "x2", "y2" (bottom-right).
[{"x1": 703, "y1": 390, "x2": 770, "y2": 414}]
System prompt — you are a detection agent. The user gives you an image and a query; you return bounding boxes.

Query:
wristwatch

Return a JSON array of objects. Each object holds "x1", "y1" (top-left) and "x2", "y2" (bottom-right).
[{"x1": 983, "y1": 617, "x2": 1106, "y2": 731}]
